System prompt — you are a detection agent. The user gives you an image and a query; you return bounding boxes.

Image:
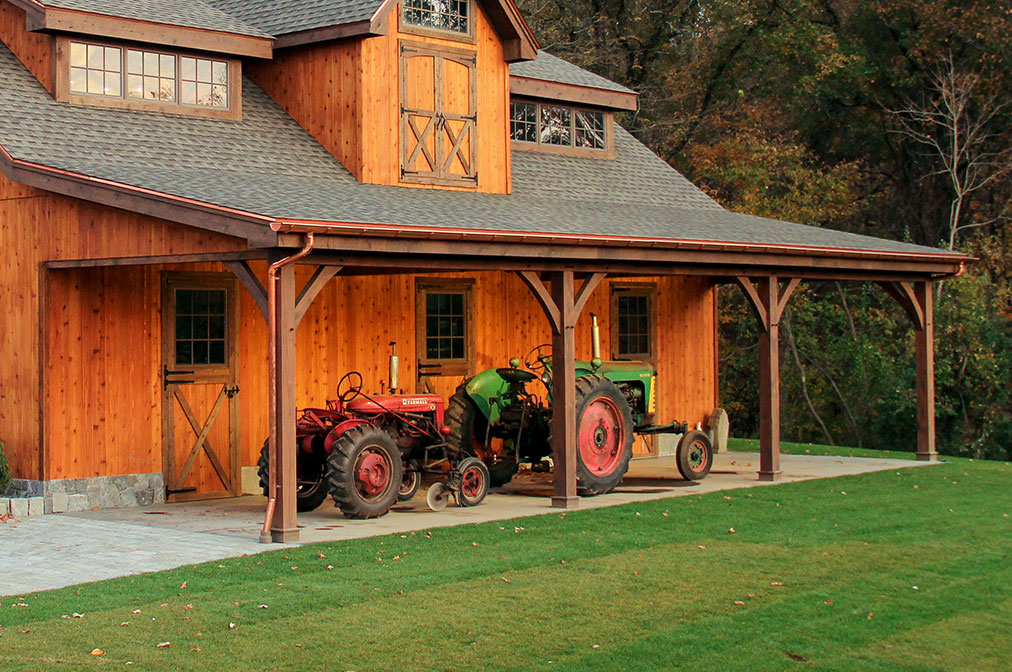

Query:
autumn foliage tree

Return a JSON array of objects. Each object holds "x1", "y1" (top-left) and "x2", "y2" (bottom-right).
[{"x1": 519, "y1": 0, "x2": 1012, "y2": 458}]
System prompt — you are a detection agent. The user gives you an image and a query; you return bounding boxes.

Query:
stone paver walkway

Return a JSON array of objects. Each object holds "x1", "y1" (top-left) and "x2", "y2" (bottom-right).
[{"x1": 0, "y1": 452, "x2": 935, "y2": 596}]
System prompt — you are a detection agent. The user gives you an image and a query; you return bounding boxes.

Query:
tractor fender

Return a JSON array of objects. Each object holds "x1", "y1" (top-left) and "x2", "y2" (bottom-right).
[
  {"x1": 323, "y1": 418, "x2": 371, "y2": 453},
  {"x1": 463, "y1": 368, "x2": 514, "y2": 425}
]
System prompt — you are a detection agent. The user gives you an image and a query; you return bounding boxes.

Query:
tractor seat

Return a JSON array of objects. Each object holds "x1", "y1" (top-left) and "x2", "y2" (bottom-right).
[{"x1": 497, "y1": 367, "x2": 537, "y2": 384}]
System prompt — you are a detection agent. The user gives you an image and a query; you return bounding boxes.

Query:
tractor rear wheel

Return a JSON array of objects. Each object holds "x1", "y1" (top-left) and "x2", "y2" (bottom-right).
[
  {"x1": 327, "y1": 425, "x2": 402, "y2": 519},
  {"x1": 574, "y1": 375, "x2": 634, "y2": 495},
  {"x1": 446, "y1": 384, "x2": 519, "y2": 487},
  {"x1": 257, "y1": 438, "x2": 329, "y2": 512}
]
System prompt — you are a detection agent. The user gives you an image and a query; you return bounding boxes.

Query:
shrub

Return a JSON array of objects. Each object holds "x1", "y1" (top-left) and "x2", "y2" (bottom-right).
[{"x1": 0, "y1": 441, "x2": 10, "y2": 495}]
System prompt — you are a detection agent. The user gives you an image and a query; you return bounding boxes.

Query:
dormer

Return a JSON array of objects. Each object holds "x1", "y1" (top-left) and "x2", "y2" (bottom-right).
[
  {"x1": 244, "y1": 0, "x2": 538, "y2": 195},
  {"x1": 1, "y1": 0, "x2": 272, "y2": 119},
  {"x1": 509, "y1": 51, "x2": 638, "y2": 159}
]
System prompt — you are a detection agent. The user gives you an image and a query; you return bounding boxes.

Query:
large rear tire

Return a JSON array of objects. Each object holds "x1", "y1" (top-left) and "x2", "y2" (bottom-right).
[
  {"x1": 574, "y1": 375, "x2": 634, "y2": 495},
  {"x1": 327, "y1": 425, "x2": 402, "y2": 519},
  {"x1": 257, "y1": 438, "x2": 329, "y2": 512},
  {"x1": 445, "y1": 383, "x2": 519, "y2": 487}
]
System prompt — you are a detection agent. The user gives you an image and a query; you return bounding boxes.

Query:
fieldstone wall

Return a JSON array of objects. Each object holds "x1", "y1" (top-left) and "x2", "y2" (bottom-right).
[{"x1": 0, "y1": 472, "x2": 164, "y2": 517}]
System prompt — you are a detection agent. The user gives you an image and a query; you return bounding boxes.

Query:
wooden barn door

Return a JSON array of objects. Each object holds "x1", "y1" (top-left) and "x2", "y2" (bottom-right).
[
  {"x1": 161, "y1": 273, "x2": 241, "y2": 502},
  {"x1": 400, "y1": 40, "x2": 477, "y2": 187}
]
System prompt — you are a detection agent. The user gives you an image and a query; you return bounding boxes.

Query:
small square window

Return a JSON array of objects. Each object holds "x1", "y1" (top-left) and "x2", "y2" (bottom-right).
[
  {"x1": 174, "y1": 288, "x2": 228, "y2": 366},
  {"x1": 612, "y1": 287, "x2": 655, "y2": 360},
  {"x1": 417, "y1": 280, "x2": 474, "y2": 377}
]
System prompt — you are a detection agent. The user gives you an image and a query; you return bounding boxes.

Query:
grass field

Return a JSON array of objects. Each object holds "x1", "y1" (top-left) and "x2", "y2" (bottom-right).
[{"x1": 1, "y1": 443, "x2": 1010, "y2": 671}]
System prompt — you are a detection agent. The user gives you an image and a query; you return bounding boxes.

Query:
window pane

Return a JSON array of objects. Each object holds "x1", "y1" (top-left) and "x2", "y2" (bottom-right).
[
  {"x1": 175, "y1": 340, "x2": 192, "y2": 365},
  {"x1": 192, "y1": 341, "x2": 210, "y2": 365},
  {"x1": 87, "y1": 44, "x2": 103, "y2": 69},
  {"x1": 127, "y1": 50, "x2": 142, "y2": 74},
  {"x1": 160, "y1": 54, "x2": 175, "y2": 76},
  {"x1": 540, "y1": 106, "x2": 572, "y2": 146},
  {"x1": 104, "y1": 47, "x2": 121, "y2": 71},
  {"x1": 575, "y1": 110, "x2": 606, "y2": 149},
  {"x1": 144, "y1": 51, "x2": 158, "y2": 73},
  {"x1": 213, "y1": 61, "x2": 228, "y2": 84},
  {"x1": 176, "y1": 316, "x2": 192, "y2": 340},
  {"x1": 197, "y1": 59, "x2": 211, "y2": 81},
  {"x1": 87, "y1": 69, "x2": 104, "y2": 94},
  {"x1": 617, "y1": 292, "x2": 651, "y2": 356},
  {"x1": 404, "y1": 0, "x2": 470, "y2": 33},
  {"x1": 180, "y1": 81, "x2": 196, "y2": 105},
  {"x1": 71, "y1": 42, "x2": 87, "y2": 67},
  {"x1": 176, "y1": 290, "x2": 192, "y2": 314},
  {"x1": 209, "y1": 340, "x2": 226, "y2": 365},
  {"x1": 70, "y1": 67, "x2": 87, "y2": 93},
  {"x1": 180, "y1": 57, "x2": 195, "y2": 80}
]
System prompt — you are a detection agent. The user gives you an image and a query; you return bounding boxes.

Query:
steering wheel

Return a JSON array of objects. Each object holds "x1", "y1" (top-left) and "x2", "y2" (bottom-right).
[
  {"x1": 524, "y1": 343, "x2": 553, "y2": 373},
  {"x1": 336, "y1": 371, "x2": 363, "y2": 403}
]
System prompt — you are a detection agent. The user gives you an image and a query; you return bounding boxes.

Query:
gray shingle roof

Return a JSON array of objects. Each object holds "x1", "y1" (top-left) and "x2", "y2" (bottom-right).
[
  {"x1": 0, "y1": 44, "x2": 955, "y2": 260},
  {"x1": 202, "y1": 0, "x2": 381, "y2": 36},
  {"x1": 510, "y1": 51, "x2": 635, "y2": 95},
  {"x1": 40, "y1": 0, "x2": 271, "y2": 38}
]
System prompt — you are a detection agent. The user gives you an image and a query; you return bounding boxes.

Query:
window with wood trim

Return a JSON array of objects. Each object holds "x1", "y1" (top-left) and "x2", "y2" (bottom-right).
[
  {"x1": 60, "y1": 38, "x2": 240, "y2": 119},
  {"x1": 416, "y1": 279, "x2": 475, "y2": 377},
  {"x1": 611, "y1": 284, "x2": 657, "y2": 361},
  {"x1": 400, "y1": 41, "x2": 478, "y2": 187},
  {"x1": 511, "y1": 100, "x2": 609, "y2": 152}
]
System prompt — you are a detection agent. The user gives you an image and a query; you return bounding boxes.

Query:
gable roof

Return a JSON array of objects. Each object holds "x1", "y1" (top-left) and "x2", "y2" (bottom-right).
[
  {"x1": 0, "y1": 43, "x2": 966, "y2": 273},
  {"x1": 510, "y1": 51, "x2": 638, "y2": 111},
  {"x1": 511, "y1": 51, "x2": 635, "y2": 96}
]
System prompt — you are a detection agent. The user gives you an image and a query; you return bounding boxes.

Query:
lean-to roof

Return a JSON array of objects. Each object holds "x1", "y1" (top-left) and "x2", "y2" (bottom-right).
[{"x1": 0, "y1": 44, "x2": 963, "y2": 266}]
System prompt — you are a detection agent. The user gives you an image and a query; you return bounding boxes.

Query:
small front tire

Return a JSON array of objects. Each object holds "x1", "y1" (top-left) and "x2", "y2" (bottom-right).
[
  {"x1": 456, "y1": 457, "x2": 490, "y2": 507},
  {"x1": 676, "y1": 430, "x2": 713, "y2": 481}
]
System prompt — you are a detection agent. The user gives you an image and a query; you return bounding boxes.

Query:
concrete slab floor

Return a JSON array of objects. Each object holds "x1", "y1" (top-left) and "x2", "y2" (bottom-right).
[{"x1": 0, "y1": 452, "x2": 935, "y2": 597}]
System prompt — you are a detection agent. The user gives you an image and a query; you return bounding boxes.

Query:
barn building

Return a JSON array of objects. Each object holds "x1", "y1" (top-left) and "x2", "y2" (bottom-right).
[{"x1": 0, "y1": 0, "x2": 966, "y2": 540}]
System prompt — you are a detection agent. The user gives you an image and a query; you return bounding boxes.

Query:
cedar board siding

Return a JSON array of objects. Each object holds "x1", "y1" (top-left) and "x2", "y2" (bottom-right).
[
  {"x1": 0, "y1": 0, "x2": 53, "y2": 93},
  {"x1": 0, "y1": 170, "x2": 249, "y2": 479},
  {"x1": 247, "y1": 8, "x2": 511, "y2": 194},
  {"x1": 44, "y1": 262, "x2": 716, "y2": 480}
]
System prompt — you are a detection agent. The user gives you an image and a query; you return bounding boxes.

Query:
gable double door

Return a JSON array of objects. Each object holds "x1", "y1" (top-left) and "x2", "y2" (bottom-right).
[
  {"x1": 400, "y1": 40, "x2": 478, "y2": 186},
  {"x1": 161, "y1": 273, "x2": 241, "y2": 502}
]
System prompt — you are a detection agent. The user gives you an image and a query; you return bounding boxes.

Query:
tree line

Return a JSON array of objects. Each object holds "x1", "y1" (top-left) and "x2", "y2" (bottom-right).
[{"x1": 519, "y1": 0, "x2": 1012, "y2": 458}]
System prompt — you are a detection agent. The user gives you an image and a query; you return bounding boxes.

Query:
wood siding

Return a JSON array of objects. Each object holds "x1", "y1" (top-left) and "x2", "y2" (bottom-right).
[
  {"x1": 0, "y1": 0, "x2": 53, "y2": 93},
  {"x1": 42, "y1": 262, "x2": 716, "y2": 480},
  {"x1": 247, "y1": 7, "x2": 511, "y2": 194},
  {"x1": 0, "y1": 170, "x2": 248, "y2": 479}
]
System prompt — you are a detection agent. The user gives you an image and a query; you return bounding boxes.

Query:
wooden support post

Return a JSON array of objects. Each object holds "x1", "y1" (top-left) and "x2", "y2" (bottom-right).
[
  {"x1": 518, "y1": 271, "x2": 606, "y2": 508},
  {"x1": 736, "y1": 276, "x2": 800, "y2": 482},
  {"x1": 269, "y1": 262, "x2": 300, "y2": 543},
  {"x1": 914, "y1": 282, "x2": 936, "y2": 461},
  {"x1": 550, "y1": 271, "x2": 578, "y2": 508},
  {"x1": 878, "y1": 280, "x2": 936, "y2": 461}
]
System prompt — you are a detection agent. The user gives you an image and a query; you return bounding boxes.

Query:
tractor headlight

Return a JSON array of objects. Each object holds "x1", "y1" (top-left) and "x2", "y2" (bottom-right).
[{"x1": 542, "y1": 373, "x2": 552, "y2": 385}]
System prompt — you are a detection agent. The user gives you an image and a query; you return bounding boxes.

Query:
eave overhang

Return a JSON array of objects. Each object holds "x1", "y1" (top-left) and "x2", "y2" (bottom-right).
[
  {"x1": 510, "y1": 74, "x2": 639, "y2": 111},
  {"x1": 0, "y1": 143, "x2": 970, "y2": 281},
  {"x1": 11, "y1": 0, "x2": 275, "y2": 59}
]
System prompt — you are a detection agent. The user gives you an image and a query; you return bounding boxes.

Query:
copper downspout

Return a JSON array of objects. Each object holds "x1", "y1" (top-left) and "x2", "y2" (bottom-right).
[{"x1": 261, "y1": 233, "x2": 315, "y2": 543}]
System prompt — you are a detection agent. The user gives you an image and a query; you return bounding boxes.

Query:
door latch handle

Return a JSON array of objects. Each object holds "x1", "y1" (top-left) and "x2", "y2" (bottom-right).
[{"x1": 225, "y1": 386, "x2": 240, "y2": 399}]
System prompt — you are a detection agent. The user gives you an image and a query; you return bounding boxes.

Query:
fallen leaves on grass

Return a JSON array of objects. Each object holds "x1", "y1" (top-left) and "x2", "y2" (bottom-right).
[
  {"x1": 90, "y1": 649, "x2": 104, "y2": 656},
  {"x1": 156, "y1": 642, "x2": 170, "y2": 649},
  {"x1": 728, "y1": 528, "x2": 736, "y2": 534},
  {"x1": 180, "y1": 582, "x2": 187, "y2": 590}
]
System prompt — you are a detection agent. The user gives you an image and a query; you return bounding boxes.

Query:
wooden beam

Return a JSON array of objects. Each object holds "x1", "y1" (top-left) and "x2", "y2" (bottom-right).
[
  {"x1": 736, "y1": 275, "x2": 801, "y2": 481},
  {"x1": 510, "y1": 76, "x2": 639, "y2": 111},
  {"x1": 573, "y1": 272, "x2": 607, "y2": 321},
  {"x1": 225, "y1": 260, "x2": 269, "y2": 322},
  {"x1": 47, "y1": 251, "x2": 265, "y2": 269},
  {"x1": 517, "y1": 271, "x2": 561, "y2": 333},
  {"x1": 294, "y1": 265, "x2": 341, "y2": 326},
  {"x1": 548, "y1": 270, "x2": 579, "y2": 508},
  {"x1": 914, "y1": 282, "x2": 937, "y2": 461},
  {"x1": 269, "y1": 262, "x2": 300, "y2": 542},
  {"x1": 877, "y1": 281, "x2": 925, "y2": 329}
]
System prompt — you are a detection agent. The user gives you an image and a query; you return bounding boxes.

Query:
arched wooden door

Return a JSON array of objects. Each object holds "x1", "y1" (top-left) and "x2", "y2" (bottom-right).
[
  {"x1": 400, "y1": 40, "x2": 477, "y2": 187},
  {"x1": 161, "y1": 272, "x2": 241, "y2": 502}
]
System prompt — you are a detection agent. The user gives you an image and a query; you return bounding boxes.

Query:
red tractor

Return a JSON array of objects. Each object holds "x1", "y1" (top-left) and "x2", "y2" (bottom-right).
[{"x1": 258, "y1": 349, "x2": 490, "y2": 519}]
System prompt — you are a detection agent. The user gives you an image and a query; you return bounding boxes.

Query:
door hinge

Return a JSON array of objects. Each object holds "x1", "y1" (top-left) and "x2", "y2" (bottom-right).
[{"x1": 163, "y1": 365, "x2": 195, "y2": 390}]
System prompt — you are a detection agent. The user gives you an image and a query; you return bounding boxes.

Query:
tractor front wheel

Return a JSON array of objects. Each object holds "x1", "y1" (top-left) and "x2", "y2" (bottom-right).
[
  {"x1": 257, "y1": 438, "x2": 329, "y2": 512},
  {"x1": 446, "y1": 384, "x2": 519, "y2": 487},
  {"x1": 676, "y1": 430, "x2": 713, "y2": 481},
  {"x1": 456, "y1": 457, "x2": 490, "y2": 507},
  {"x1": 327, "y1": 425, "x2": 402, "y2": 519},
  {"x1": 575, "y1": 375, "x2": 634, "y2": 495}
]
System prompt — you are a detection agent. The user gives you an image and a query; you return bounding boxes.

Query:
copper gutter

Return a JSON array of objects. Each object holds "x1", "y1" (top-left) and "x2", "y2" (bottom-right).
[
  {"x1": 270, "y1": 219, "x2": 971, "y2": 265},
  {"x1": 933, "y1": 261, "x2": 967, "y2": 281},
  {"x1": 261, "y1": 233, "x2": 315, "y2": 544}
]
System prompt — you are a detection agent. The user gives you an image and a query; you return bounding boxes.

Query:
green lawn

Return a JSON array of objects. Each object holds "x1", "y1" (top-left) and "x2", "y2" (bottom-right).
[
  {"x1": 727, "y1": 437, "x2": 919, "y2": 461},
  {"x1": 2, "y1": 445, "x2": 1010, "y2": 671}
]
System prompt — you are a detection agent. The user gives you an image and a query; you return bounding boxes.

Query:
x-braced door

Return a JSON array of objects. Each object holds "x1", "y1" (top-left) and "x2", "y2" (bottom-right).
[
  {"x1": 161, "y1": 273, "x2": 241, "y2": 502},
  {"x1": 400, "y1": 40, "x2": 477, "y2": 187}
]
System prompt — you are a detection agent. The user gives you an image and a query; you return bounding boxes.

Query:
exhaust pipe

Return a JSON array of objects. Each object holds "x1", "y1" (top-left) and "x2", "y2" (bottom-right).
[
  {"x1": 590, "y1": 313, "x2": 602, "y2": 370},
  {"x1": 388, "y1": 341, "x2": 399, "y2": 394}
]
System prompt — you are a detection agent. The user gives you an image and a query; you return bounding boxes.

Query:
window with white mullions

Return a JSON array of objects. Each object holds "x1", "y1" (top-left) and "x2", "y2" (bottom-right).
[
  {"x1": 70, "y1": 43, "x2": 121, "y2": 97},
  {"x1": 511, "y1": 101, "x2": 608, "y2": 152},
  {"x1": 127, "y1": 49, "x2": 176, "y2": 101},
  {"x1": 403, "y1": 0, "x2": 470, "y2": 34}
]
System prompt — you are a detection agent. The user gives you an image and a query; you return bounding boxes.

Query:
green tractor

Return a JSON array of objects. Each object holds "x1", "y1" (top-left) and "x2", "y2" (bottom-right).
[{"x1": 445, "y1": 314, "x2": 713, "y2": 495}]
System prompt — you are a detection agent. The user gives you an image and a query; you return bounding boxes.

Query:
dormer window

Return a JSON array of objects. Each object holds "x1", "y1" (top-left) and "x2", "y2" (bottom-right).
[
  {"x1": 401, "y1": 0, "x2": 473, "y2": 41},
  {"x1": 510, "y1": 100, "x2": 613, "y2": 157},
  {"x1": 58, "y1": 38, "x2": 240, "y2": 120}
]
